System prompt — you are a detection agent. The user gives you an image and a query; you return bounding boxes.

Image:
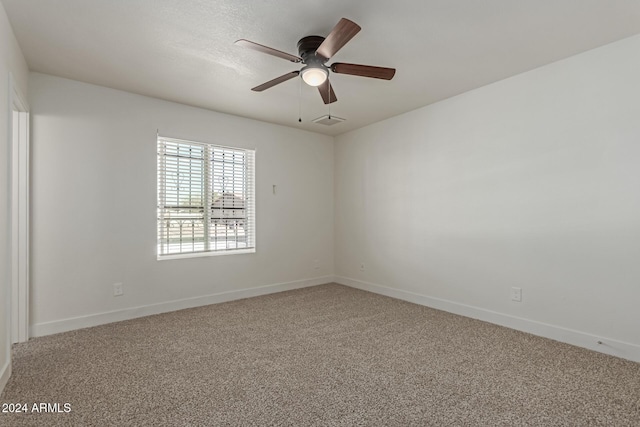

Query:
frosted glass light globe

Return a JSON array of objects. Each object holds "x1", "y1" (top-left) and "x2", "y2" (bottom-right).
[{"x1": 301, "y1": 67, "x2": 328, "y2": 87}]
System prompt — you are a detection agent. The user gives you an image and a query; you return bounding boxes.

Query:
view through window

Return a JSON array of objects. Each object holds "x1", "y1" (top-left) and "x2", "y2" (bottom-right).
[{"x1": 157, "y1": 137, "x2": 255, "y2": 257}]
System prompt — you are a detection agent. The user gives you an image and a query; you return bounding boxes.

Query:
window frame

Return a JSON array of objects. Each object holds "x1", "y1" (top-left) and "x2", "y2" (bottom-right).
[{"x1": 156, "y1": 135, "x2": 256, "y2": 260}]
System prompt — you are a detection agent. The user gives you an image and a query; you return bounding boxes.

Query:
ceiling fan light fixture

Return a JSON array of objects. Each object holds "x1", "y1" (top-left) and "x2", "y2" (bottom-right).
[
  {"x1": 237, "y1": 18, "x2": 395, "y2": 105},
  {"x1": 301, "y1": 66, "x2": 328, "y2": 87}
]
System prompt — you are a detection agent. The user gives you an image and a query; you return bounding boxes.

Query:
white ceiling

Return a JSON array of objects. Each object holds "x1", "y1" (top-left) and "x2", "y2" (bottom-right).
[{"x1": 4, "y1": 0, "x2": 640, "y2": 136}]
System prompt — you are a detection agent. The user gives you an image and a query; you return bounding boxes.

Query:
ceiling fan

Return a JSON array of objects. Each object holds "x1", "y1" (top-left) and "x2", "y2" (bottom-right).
[{"x1": 235, "y1": 18, "x2": 396, "y2": 104}]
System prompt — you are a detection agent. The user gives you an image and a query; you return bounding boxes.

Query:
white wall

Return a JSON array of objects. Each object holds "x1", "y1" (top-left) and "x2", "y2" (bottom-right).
[
  {"x1": 335, "y1": 35, "x2": 640, "y2": 361},
  {"x1": 29, "y1": 73, "x2": 334, "y2": 334},
  {"x1": 0, "y1": 2, "x2": 29, "y2": 393}
]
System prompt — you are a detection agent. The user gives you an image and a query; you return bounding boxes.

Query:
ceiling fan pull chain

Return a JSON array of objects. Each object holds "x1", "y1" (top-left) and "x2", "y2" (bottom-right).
[
  {"x1": 328, "y1": 78, "x2": 331, "y2": 119},
  {"x1": 298, "y1": 77, "x2": 302, "y2": 123}
]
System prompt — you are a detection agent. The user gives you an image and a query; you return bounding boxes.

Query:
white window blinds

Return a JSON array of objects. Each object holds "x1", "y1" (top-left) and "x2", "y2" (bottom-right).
[{"x1": 157, "y1": 137, "x2": 255, "y2": 257}]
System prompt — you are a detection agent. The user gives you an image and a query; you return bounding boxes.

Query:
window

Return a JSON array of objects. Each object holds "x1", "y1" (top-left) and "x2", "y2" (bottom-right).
[{"x1": 157, "y1": 136, "x2": 255, "y2": 258}]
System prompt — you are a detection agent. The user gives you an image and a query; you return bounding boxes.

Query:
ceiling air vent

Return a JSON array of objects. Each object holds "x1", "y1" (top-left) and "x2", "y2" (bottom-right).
[{"x1": 312, "y1": 115, "x2": 345, "y2": 126}]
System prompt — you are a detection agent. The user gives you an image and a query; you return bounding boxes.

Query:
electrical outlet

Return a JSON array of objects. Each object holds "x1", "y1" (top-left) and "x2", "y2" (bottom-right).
[
  {"x1": 314, "y1": 259, "x2": 320, "y2": 270},
  {"x1": 113, "y1": 282, "x2": 124, "y2": 297},
  {"x1": 360, "y1": 263, "x2": 365, "y2": 272},
  {"x1": 511, "y1": 287, "x2": 522, "y2": 302}
]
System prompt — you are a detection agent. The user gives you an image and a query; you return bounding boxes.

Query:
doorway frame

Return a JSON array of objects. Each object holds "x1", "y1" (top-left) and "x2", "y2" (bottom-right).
[{"x1": 9, "y1": 73, "x2": 29, "y2": 344}]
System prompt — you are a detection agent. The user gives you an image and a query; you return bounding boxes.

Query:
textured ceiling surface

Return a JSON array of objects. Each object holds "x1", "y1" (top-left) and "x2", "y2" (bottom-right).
[{"x1": 3, "y1": 0, "x2": 640, "y2": 136}]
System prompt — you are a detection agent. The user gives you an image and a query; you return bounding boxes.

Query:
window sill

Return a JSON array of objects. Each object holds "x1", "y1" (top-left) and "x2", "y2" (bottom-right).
[{"x1": 157, "y1": 248, "x2": 256, "y2": 261}]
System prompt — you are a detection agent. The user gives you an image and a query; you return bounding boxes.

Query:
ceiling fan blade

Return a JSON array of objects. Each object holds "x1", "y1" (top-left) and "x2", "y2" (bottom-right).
[
  {"x1": 318, "y1": 79, "x2": 337, "y2": 104},
  {"x1": 331, "y1": 63, "x2": 396, "y2": 80},
  {"x1": 251, "y1": 71, "x2": 300, "y2": 92},
  {"x1": 316, "y1": 18, "x2": 361, "y2": 60},
  {"x1": 235, "y1": 39, "x2": 302, "y2": 63}
]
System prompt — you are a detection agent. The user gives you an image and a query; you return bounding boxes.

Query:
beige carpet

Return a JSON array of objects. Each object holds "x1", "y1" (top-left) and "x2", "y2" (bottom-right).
[{"x1": 1, "y1": 283, "x2": 639, "y2": 426}]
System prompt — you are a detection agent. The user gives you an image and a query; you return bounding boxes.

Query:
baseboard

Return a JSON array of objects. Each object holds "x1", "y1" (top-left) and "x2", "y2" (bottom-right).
[
  {"x1": 335, "y1": 276, "x2": 640, "y2": 363},
  {"x1": 31, "y1": 276, "x2": 333, "y2": 338},
  {"x1": 0, "y1": 360, "x2": 10, "y2": 396}
]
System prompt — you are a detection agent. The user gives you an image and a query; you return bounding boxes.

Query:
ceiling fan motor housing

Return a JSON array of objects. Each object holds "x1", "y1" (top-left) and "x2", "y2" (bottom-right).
[
  {"x1": 297, "y1": 36, "x2": 327, "y2": 64},
  {"x1": 297, "y1": 36, "x2": 330, "y2": 86}
]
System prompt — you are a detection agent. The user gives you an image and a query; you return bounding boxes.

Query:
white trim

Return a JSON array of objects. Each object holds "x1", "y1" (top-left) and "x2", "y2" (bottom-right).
[
  {"x1": 157, "y1": 248, "x2": 256, "y2": 261},
  {"x1": 335, "y1": 276, "x2": 640, "y2": 363},
  {"x1": 158, "y1": 134, "x2": 256, "y2": 152},
  {"x1": 0, "y1": 361, "x2": 10, "y2": 395},
  {"x1": 30, "y1": 276, "x2": 334, "y2": 337},
  {"x1": 9, "y1": 73, "x2": 29, "y2": 344}
]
